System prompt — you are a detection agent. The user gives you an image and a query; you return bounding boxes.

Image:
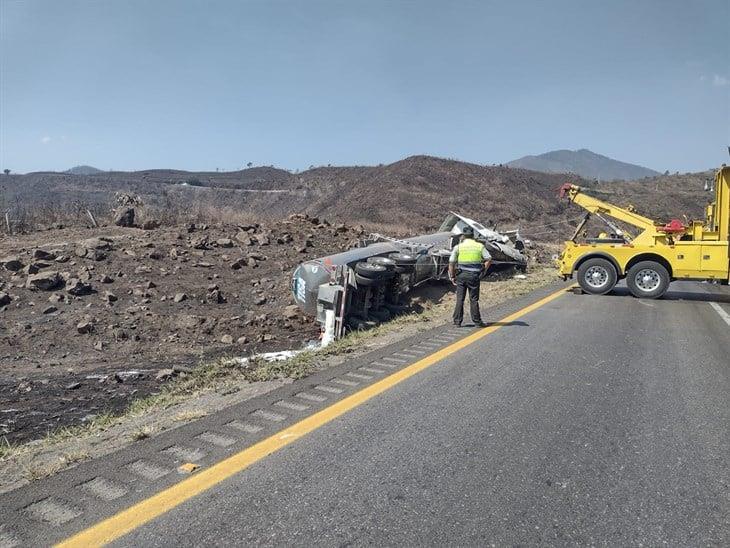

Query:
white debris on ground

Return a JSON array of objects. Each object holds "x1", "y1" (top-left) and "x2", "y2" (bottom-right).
[{"x1": 234, "y1": 341, "x2": 320, "y2": 365}]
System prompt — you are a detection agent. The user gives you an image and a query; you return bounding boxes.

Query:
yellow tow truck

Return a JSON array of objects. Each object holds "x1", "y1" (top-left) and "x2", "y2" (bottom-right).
[{"x1": 556, "y1": 165, "x2": 730, "y2": 298}]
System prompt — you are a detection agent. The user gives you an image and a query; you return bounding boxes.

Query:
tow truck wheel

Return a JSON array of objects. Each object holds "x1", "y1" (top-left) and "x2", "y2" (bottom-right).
[
  {"x1": 626, "y1": 261, "x2": 670, "y2": 299},
  {"x1": 577, "y1": 257, "x2": 617, "y2": 295}
]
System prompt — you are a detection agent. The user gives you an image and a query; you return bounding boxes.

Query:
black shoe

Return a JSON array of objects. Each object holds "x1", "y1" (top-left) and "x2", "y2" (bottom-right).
[{"x1": 474, "y1": 321, "x2": 487, "y2": 328}]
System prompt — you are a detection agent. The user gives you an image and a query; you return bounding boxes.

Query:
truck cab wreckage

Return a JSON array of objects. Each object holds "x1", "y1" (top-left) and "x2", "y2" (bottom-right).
[{"x1": 292, "y1": 213, "x2": 527, "y2": 343}]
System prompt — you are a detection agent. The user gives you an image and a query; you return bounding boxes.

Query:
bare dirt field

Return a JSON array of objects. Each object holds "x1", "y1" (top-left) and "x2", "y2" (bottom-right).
[{"x1": 0, "y1": 216, "x2": 364, "y2": 443}]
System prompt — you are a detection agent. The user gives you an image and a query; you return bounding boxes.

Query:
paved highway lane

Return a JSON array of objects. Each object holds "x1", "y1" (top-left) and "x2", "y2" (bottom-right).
[{"x1": 65, "y1": 282, "x2": 727, "y2": 546}]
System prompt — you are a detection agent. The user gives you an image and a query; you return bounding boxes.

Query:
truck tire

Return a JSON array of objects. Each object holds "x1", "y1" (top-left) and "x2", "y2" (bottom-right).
[
  {"x1": 388, "y1": 252, "x2": 416, "y2": 273},
  {"x1": 355, "y1": 273, "x2": 384, "y2": 287},
  {"x1": 366, "y1": 256, "x2": 397, "y2": 270},
  {"x1": 354, "y1": 262, "x2": 393, "y2": 280},
  {"x1": 577, "y1": 257, "x2": 618, "y2": 295},
  {"x1": 626, "y1": 261, "x2": 670, "y2": 299}
]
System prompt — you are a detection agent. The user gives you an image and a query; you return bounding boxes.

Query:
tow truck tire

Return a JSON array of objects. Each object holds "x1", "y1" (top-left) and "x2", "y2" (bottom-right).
[
  {"x1": 577, "y1": 257, "x2": 617, "y2": 295},
  {"x1": 626, "y1": 261, "x2": 670, "y2": 299},
  {"x1": 354, "y1": 262, "x2": 394, "y2": 280},
  {"x1": 388, "y1": 252, "x2": 416, "y2": 273}
]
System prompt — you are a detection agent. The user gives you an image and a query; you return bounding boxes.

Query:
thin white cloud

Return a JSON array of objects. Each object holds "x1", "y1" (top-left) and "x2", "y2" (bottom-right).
[
  {"x1": 40, "y1": 135, "x2": 51, "y2": 144},
  {"x1": 712, "y1": 74, "x2": 728, "y2": 87}
]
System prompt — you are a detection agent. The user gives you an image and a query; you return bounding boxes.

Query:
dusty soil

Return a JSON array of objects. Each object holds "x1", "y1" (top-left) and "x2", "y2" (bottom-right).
[{"x1": 0, "y1": 215, "x2": 364, "y2": 443}]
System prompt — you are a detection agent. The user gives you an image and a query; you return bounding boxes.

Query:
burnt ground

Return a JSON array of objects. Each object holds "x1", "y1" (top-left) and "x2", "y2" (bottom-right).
[{"x1": 0, "y1": 215, "x2": 365, "y2": 443}]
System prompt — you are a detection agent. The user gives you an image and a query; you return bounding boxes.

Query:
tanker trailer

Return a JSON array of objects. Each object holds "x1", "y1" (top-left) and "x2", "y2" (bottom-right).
[{"x1": 291, "y1": 212, "x2": 527, "y2": 342}]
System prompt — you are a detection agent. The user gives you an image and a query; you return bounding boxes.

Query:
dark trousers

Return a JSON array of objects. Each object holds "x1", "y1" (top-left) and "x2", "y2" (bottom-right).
[{"x1": 453, "y1": 270, "x2": 482, "y2": 325}]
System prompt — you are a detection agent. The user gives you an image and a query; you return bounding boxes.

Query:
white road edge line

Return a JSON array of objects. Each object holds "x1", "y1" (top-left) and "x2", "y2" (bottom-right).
[{"x1": 709, "y1": 302, "x2": 730, "y2": 326}]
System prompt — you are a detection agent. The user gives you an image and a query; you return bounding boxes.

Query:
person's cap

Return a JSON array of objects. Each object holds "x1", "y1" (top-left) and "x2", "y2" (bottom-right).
[{"x1": 460, "y1": 226, "x2": 474, "y2": 237}]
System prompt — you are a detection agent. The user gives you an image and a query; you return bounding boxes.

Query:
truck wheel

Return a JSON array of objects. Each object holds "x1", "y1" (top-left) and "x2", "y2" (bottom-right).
[
  {"x1": 577, "y1": 258, "x2": 617, "y2": 295},
  {"x1": 388, "y1": 252, "x2": 417, "y2": 265},
  {"x1": 388, "y1": 252, "x2": 416, "y2": 274},
  {"x1": 355, "y1": 273, "x2": 384, "y2": 287},
  {"x1": 366, "y1": 256, "x2": 397, "y2": 270},
  {"x1": 626, "y1": 261, "x2": 670, "y2": 299},
  {"x1": 354, "y1": 262, "x2": 393, "y2": 280}
]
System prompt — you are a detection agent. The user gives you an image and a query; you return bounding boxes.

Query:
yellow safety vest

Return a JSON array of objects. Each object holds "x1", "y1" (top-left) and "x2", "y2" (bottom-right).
[{"x1": 457, "y1": 239, "x2": 484, "y2": 265}]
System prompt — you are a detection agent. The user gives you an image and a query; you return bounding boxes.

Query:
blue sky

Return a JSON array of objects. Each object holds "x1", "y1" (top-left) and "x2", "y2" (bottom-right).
[{"x1": 1, "y1": 0, "x2": 728, "y2": 173}]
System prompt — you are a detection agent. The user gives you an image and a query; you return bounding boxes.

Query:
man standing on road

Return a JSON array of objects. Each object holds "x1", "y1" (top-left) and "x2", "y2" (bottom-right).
[{"x1": 448, "y1": 226, "x2": 491, "y2": 327}]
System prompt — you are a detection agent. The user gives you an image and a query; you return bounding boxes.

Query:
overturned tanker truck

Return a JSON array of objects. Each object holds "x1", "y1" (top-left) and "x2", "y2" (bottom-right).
[{"x1": 291, "y1": 213, "x2": 527, "y2": 344}]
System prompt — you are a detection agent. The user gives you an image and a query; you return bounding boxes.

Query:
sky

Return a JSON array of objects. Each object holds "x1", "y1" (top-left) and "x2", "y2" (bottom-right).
[{"x1": 1, "y1": 0, "x2": 728, "y2": 174}]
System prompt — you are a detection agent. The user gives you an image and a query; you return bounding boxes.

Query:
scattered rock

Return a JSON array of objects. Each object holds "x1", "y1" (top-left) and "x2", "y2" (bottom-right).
[
  {"x1": 104, "y1": 291, "x2": 118, "y2": 303},
  {"x1": 100, "y1": 274, "x2": 114, "y2": 284},
  {"x1": 190, "y1": 236, "x2": 209, "y2": 249},
  {"x1": 255, "y1": 234, "x2": 270, "y2": 246},
  {"x1": 114, "y1": 207, "x2": 135, "y2": 227},
  {"x1": 155, "y1": 368, "x2": 176, "y2": 381},
  {"x1": 94, "y1": 341, "x2": 105, "y2": 351},
  {"x1": 174, "y1": 292, "x2": 188, "y2": 303},
  {"x1": 33, "y1": 249, "x2": 56, "y2": 261},
  {"x1": 77, "y1": 321, "x2": 94, "y2": 334},
  {"x1": 66, "y1": 278, "x2": 93, "y2": 296},
  {"x1": 254, "y1": 296, "x2": 266, "y2": 306},
  {"x1": 42, "y1": 305, "x2": 57, "y2": 314},
  {"x1": 114, "y1": 370, "x2": 142, "y2": 383},
  {"x1": 283, "y1": 305, "x2": 300, "y2": 319},
  {"x1": 230, "y1": 258, "x2": 247, "y2": 270},
  {"x1": 1, "y1": 256, "x2": 24, "y2": 272},
  {"x1": 216, "y1": 238, "x2": 233, "y2": 248},
  {"x1": 48, "y1": 293, "x2": 65, "y2": 303},
  {"x1": 237, "y1": 336, "x2": 248, "y2": 344},
  {"x1": 207, "y1": 289, "x2": 226, "y2": 304},
  {"x1": 65, "y1": 382, "x2": 81, "y2": 390},
  {"x1": 142, "y1": 219, "x2": 161, "y2": 230},
  {"x1": 220, "y1": 334, "x2": 233, "y2": 344},
  {"x1": 26, "y1": 271, "x2": 62, "y2": 291},
  {"x1": 0, "y1": 292, "x2": 12, "y2": 306}
]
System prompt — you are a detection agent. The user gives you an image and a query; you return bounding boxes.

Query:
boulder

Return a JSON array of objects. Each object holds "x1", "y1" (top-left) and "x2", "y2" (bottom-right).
[
  {"x1": 114, "y1": 207, "x2": 135, "y2": 227},
  {"x1": 26, "y1": 271, "x2": 62, "y2": 291},
  {"x1": 1, "y1": 256, "x2": 23, "y2": 272},
  {"x1": 230, "y1": 258, "x2": 246, "y2": 270},
  {"x1": 33, "y1": 249, "x2": 56, "y2": 260},
  {"x1": 77, "y1": 321, "x2": 94, "y2": 334},
  {"x1": 66, "y1": 278, "x2": 93, "y2": 296}
]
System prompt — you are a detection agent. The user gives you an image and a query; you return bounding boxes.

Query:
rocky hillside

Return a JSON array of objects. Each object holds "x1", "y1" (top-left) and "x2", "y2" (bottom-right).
[
  {"x1": 507, "y1": 149, "x2": 660, "y2": 181},
  {"x1": 0, "y1": 156, "x2": 714, "y2": 243}
]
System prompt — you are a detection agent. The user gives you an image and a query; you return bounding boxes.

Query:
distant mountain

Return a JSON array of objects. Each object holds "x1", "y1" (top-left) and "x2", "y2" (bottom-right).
[
  {"x1": 507, "y1": 149, "x2": 660, "y2": 181},
  {"x1": 66, "y1": 165, "x2": 103, "y2": 175}
]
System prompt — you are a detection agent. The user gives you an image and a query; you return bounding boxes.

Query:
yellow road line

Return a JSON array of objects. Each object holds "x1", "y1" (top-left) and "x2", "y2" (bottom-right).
[{"x1": 57, "y1": 285, "x2": 570, "y2": 547}]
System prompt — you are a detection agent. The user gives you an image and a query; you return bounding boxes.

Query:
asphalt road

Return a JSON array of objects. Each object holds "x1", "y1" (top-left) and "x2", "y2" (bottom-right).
[{"x1": 109, "y1": 281, "x2": 729, "y2": 547}]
